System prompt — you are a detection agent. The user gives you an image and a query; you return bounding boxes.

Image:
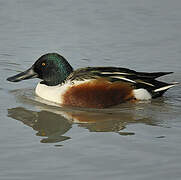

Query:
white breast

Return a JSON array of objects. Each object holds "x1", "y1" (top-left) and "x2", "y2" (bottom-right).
[
  {"x1": 35, "y1": 80, "x2": 91, "y2": 104},
  {"x1": 35, "y1": 82, "x2": 68, "y2": 104}
]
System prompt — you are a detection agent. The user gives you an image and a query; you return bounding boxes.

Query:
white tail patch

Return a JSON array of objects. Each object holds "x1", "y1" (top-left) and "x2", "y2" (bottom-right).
[
  {"x1": 154, "y1": 84, "x2": 178, "y2": 92},
  {"x1": 133, "y1": 88, "x2": 152, "y2": 100}
]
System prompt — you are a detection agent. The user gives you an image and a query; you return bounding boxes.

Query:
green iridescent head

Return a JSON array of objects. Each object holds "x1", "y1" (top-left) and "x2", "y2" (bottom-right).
[{"x1": 7, "y1": 53, "x2": 73, "y2": 86}]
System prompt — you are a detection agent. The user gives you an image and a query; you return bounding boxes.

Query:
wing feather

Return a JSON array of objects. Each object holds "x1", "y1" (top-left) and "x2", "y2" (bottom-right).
[{"x1": 66, "y1": 67, "x2": 173, "y2": 90}]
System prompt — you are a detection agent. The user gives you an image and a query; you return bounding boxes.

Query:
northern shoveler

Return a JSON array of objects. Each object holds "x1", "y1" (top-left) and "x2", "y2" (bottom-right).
[{"x1": 7, "y1": 53, "x2": 178, "y2": 108}]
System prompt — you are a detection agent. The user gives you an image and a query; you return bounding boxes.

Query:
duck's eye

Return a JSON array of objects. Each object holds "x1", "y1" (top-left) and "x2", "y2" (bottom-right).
[{"x1": 42, "y1": 62, "x2": 46, "y2": 66}]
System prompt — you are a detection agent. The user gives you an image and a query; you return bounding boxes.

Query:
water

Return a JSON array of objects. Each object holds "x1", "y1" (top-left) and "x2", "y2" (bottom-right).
[{"x1": 1, "y1": 0, "x2": 181, "y2": 179}]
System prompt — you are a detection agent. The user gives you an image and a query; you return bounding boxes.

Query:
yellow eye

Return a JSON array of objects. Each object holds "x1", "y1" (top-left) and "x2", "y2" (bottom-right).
[{"x1": 42, "y1": 62, "x2": 46, "y2": 66}]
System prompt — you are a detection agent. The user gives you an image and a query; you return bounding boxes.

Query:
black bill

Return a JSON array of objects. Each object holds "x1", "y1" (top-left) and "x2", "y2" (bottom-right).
[{"x1": 7, "y1": 67, "x2": 38, "y2": 82}]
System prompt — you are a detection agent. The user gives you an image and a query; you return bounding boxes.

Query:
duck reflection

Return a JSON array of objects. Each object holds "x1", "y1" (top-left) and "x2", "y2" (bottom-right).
[
  {"x1": 7, "y1": 88, "x2": 160, "y2": 143},
  {"x1": 8, "y1": 103, "x2": 156, "y2": 144},
  {"x1": 8, "y1": 107, "x2": 72, "y2": 143}
]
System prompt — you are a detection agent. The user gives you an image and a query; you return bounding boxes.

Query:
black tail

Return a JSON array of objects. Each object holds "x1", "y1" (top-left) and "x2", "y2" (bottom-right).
[
  {"x1": 137, "y1": 72, "x2": 173, "y2": 79},
  {"x1": 152, "y1": 81, "x2": 178, "y2": 98}
]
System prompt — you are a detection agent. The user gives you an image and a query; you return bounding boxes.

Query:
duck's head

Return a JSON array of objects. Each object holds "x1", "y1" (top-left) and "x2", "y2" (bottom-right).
[{"x1": 7, "y1": 53, "x2": 73, "y2": 86}]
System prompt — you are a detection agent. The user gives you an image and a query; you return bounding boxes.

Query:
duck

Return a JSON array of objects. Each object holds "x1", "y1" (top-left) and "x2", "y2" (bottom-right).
[{"x1": 7, "y1": 53, "x2": 178, "y2": 108}]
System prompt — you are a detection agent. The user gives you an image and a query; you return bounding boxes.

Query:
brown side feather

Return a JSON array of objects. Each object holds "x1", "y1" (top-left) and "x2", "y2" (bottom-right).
[{"x1": 62, "y1": 79, "x2": 134, "y2": 108}]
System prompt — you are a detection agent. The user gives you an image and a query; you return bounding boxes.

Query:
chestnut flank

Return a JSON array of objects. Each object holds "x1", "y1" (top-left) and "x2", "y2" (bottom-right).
[{"x1": 62, "y1": 79, "x2": 134, "y2": 108}]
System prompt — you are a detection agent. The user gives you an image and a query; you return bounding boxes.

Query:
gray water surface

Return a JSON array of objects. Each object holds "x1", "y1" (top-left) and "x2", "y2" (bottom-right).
[{"x1": 1, "y1": 0, "x2": 181, "y2": 180}]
